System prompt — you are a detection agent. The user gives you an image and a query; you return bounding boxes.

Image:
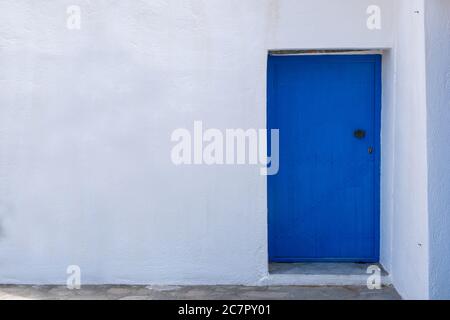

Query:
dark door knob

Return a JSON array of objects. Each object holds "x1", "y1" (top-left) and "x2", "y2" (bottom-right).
[{"x1": 353, "y1": 129, "x2": 366, "y2": 139}]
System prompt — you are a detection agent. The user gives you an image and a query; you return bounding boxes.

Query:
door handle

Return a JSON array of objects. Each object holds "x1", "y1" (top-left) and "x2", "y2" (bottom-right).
[
  {"x1": 353, "y1": 129, "x2": 366, "y2": 139},
  {"x1": 368, "y1": 147, "x2": 373, "y2": 154}
]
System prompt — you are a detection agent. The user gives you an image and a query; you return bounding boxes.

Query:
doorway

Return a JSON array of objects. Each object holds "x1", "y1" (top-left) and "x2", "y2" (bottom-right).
[{"x1": 268, "y1": 54, "x2": 381, "y2": 262}]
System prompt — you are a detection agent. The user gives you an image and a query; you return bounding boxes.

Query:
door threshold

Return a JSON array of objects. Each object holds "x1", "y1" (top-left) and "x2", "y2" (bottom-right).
[{"x1": 261, "y1": 263, "x2": 391, "y2": 286}]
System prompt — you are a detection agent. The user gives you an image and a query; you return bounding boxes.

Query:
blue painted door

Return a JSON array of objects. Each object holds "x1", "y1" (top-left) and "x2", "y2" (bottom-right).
[{"x1": 268, "y1": 55, "x2": 381, "y2": 262}]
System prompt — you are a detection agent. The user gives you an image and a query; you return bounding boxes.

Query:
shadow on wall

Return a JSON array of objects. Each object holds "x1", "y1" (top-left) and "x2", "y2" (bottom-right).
[{"x1": 0, "y1": 218, "x2": 4, "y2": 239}]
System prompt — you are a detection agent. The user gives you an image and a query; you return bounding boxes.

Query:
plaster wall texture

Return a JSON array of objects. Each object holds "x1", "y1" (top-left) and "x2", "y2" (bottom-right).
[
  {"x1": 0, "y1": 0, "x2": 436, "y2": 294},
  {"x1": 380, "y1": 48, "x2": 395, "y2": 274},
  {"x1": 382, "y1": 0, "x2": 430, "y2": 300},
  {"x1": 424, "y1": 0, "x2": 450, "y2": 300}
]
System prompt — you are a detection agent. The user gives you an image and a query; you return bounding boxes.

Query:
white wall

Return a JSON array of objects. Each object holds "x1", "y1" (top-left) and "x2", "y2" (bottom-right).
[
  {"x1": 382, "y1": 0, "x2": 430, "y2": 300},
  {"x1": 0, "y1": 0, "x2": 395, "y2": 285},
  {"x1": 425, "y1": 0, "x2": 450, "y2": 300},
  {"x1": 268, "y1": 0, "x2": 394, "y2": 49},
  {"x1": 2, "y1": 0, "x2": 446, "y2": 301},
  {"x1": 380, "y1": 49, "x2": 395, "y2": 273},
  {"x1": 381, "y1": 0, "x2": 450, "y2": 300}
]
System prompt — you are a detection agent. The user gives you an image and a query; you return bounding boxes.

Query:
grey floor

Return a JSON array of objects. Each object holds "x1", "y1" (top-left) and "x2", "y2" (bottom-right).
[
  {"x1": 0, "y1": 264, "x2": 400, "y2": 300},
  {"x1": 0, "y1": 284, "x2": 401, "y2": 300}
]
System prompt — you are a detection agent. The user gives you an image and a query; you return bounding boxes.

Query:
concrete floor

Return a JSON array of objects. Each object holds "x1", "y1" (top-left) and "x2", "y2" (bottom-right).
[
  {"x1": 0, "y1": 285, "x2": 401, "y2": 300},
  {"x1": 0, "y1": 264, "x2": 400, "y2": 300}
]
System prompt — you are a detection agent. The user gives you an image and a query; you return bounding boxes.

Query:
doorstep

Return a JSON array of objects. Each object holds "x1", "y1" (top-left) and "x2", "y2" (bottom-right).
[{"x1": 261, "y1": 263, "x2": 392, "y2": 286}]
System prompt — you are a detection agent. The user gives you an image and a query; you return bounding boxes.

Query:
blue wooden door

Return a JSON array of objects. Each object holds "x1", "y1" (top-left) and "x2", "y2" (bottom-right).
[{"x1": 268, "y1": 55, "x2": 381, "y2": 262}]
